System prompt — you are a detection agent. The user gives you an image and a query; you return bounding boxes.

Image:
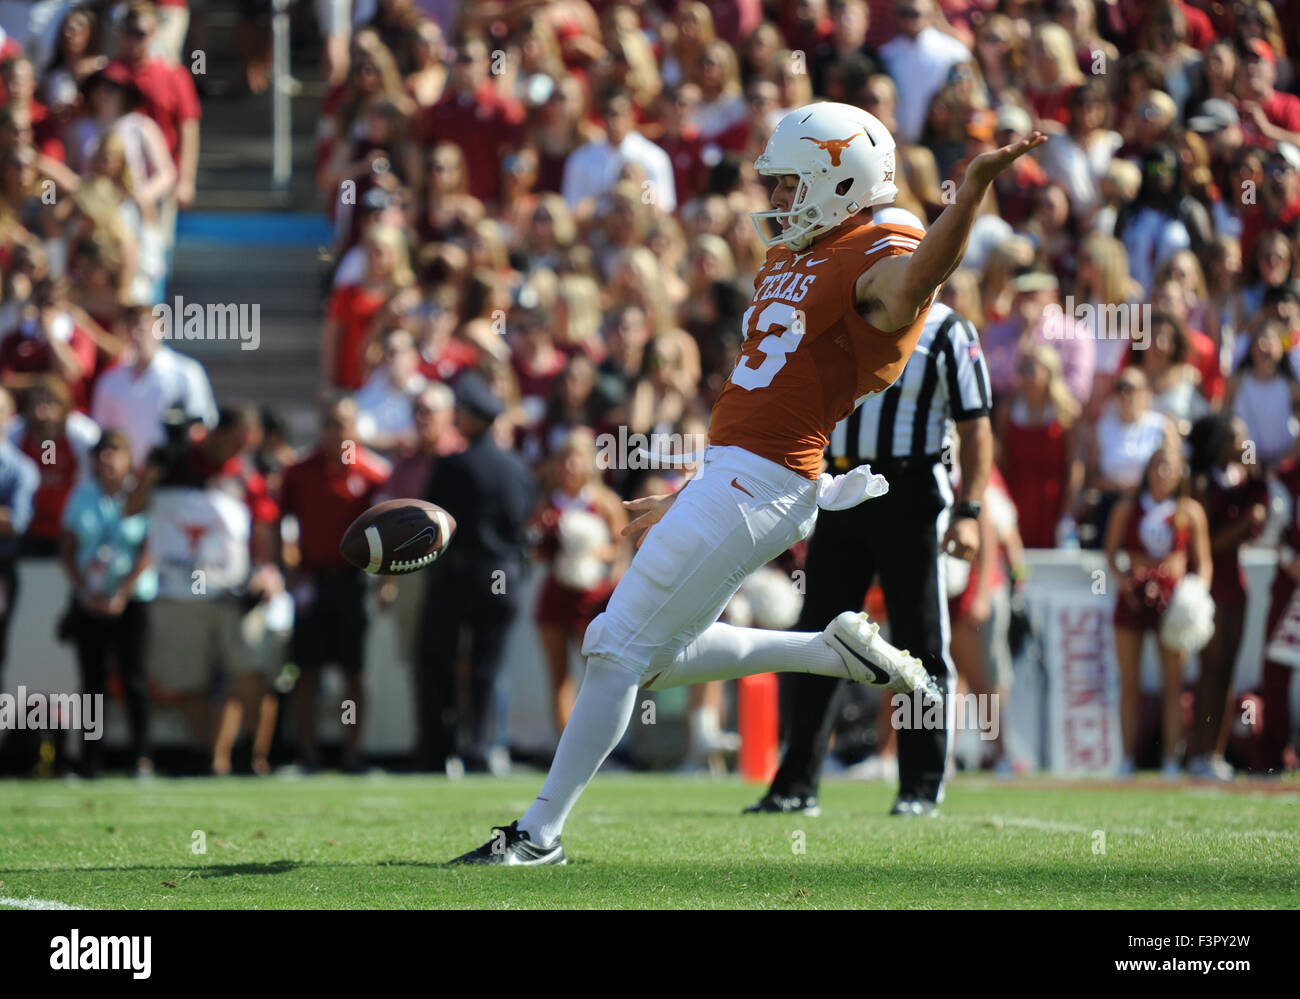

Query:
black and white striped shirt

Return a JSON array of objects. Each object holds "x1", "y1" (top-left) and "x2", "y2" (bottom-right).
[{"x1": 827, "y1": 303, "x2": 991, "y2": 468}]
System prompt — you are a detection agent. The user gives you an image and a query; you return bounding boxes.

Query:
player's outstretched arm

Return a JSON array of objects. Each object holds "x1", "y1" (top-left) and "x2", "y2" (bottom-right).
[{"x1": 857, "y1": 132, "x2": 1047, "y2": 332}]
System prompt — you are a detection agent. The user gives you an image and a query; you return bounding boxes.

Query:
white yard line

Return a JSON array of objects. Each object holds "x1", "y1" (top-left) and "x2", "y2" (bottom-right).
[{"x1": 0, "y1": 896, "x2": 88, "y2": 910}]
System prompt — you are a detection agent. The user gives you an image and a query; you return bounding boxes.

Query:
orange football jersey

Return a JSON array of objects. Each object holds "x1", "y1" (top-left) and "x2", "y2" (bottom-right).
[{"x1": 709, "y1": 216, "x2": 933, "y2": 479}]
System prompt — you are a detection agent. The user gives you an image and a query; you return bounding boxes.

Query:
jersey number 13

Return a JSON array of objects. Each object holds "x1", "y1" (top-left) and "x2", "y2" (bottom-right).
[{"x1": 730, "y1": 302, "x2": 805, "y2": 391}]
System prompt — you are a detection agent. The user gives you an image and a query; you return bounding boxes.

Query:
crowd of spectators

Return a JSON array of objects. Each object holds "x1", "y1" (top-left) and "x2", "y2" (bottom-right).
[
  {"x1": 2, "y1": 0, "x2": 1299, "y2": 779},
  {"x1": 0, "y1": 0, "x2": 206, "y2": 775},
  {"x1": 305, "y1": 0, "x2": 1300, "y2": 778}
]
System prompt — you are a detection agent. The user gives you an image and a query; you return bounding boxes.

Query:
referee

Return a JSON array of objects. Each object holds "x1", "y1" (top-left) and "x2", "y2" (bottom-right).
[{"x1": 745, "y1": 295, "x2": 994, "y2": 817}]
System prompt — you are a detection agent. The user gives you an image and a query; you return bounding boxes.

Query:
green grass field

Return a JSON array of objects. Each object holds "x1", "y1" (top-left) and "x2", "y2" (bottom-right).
[{"x1": 1, "y1": 773, "x2": 1297, "y2": 909}]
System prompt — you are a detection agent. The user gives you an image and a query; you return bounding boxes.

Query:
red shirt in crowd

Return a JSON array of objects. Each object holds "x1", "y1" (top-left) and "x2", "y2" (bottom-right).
[
  {"x1": 279, "y1": 447, "x2": 390, "y2": 571},
  {"x1": 1179, "y1": 2, "x2": 1216, "y2": 49},
  {"x1": 1241, "y1": 192, "x2": 1300, "y2": 264},
  {"x1": 17, "y1": 429, "x2": 79, "y2": 542},
  {"x1": 0, "y1": 320, "x2": 98, "y2": 410},
  {"x1": 412, "y1": 82, "x2": 524, "y2": 203},
  {"x1": 1241, "y1": 88, "x2": 1300, "y2": 152},
  {"x1": 1028, "y1": 83, "x2": 1077, "y2": 129},
  {"x1": 1187, "y1": 327, "x2": 1225, "y2": 402},
  {"x1": 992, "y1": 156, "x2": 1050, "y2": 228},
  {"x1": 326, "y1": 283, "x2": 389, "y2": 390},
  {"x1": 659, "y1": 128, "x2": 708, "y2": 207},
  {"x1": 1001, "y1": 401, "x2": 1070, "y2": 549},
  {"x1": 419, "y1": 337, "x2": 479, "y2": 383},
  {"x1": 109, "y1": 57, "x2": 200, "y2": 167}
]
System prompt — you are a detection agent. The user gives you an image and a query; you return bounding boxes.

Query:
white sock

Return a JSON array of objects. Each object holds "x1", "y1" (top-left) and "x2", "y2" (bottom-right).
[
  {"x1": 648, "y1": 622, "x2": 848, "y2": 690},
  {"x1": 517, "y1": 655, "x2": 639, "y2": 847}
]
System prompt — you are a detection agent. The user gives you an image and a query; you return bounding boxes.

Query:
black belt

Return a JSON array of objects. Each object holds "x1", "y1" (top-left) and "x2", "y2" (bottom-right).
[{"x1": 827, "y1": 453, "x2": 943, "y2": 473}]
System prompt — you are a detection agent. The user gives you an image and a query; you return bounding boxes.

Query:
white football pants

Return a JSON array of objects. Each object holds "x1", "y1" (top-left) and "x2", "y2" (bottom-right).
[
  {"x1": 518, "y1": 446, "x2": 853, "y2": 847},
  {"x1": 581, "y1": 445, "x2": 820, "y2": 685}
]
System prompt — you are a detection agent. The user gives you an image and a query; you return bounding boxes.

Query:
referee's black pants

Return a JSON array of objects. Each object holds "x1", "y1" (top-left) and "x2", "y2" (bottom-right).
[
  {"x1": 767, "y1": 460, "x2": 954, "y2": 803},
  {"x1": 416, "y1": 556, "x2": 520, "y2": 772}
]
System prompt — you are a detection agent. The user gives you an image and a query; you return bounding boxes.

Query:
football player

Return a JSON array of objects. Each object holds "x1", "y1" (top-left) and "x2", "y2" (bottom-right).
[{"x1": 452, "y1": 101, "x2": 1044, "y2": 864}]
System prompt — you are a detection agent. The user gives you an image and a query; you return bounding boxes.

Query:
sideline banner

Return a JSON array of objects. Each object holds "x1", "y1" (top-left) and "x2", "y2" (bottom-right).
[{"x1": 1035, "y1": 592, "x2": 1123, "y2": 775}]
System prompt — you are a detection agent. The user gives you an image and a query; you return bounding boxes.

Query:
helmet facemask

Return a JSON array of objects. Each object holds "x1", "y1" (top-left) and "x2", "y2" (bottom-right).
[{"x1": 751, "y1": 170, "x2": 826, "y2": 251}]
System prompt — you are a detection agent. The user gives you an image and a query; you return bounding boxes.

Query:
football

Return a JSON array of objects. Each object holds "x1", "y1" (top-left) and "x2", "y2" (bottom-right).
[{"x1": 339, "y1": 498, "x2": 457, "y2": 575}]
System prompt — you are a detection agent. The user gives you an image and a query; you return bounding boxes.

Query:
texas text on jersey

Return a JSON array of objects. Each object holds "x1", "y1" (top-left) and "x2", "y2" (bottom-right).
[{"x1": 709, "y1": 216, "x2": 933, "y2": 479}]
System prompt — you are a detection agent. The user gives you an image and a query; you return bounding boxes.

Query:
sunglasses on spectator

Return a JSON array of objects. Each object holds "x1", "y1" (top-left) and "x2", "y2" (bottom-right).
[
  {"x1": 897, "y1": 7, "x2": 922, "y2": 19},
  {"x1": 983, "y1": 33, "x2": 1007, "y2": 45},
  {"x1": 124, "y1": 25, "x2": 149, "y2": 38},
  {"x1": 1115, "y1": 381, "x2": 1141, "y2": 393}
]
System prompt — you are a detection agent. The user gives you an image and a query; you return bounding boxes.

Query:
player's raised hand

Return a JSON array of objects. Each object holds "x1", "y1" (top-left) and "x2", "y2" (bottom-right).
[
  {"x1": 964, "y1": 131, "x2": 1048, "y2": 190},
  {"x1": 622, "y1": 493, "x2": 677, "y2": 549}
]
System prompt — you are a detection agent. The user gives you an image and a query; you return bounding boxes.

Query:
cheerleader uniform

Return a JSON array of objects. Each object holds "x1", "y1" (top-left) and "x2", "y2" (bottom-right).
[
  {"x1": 533, "y1": 487, "x2": 615, "y2": 635},
  {"x1": 1258, "y1": 458, "x2": 1300, "y2": 771},
  {"x1": 1204, "y1": 469, "x2": 1268, "y2": 612},
  {"x1": 1114, "y1": 492, "x2": 1191, "y2": 632}
]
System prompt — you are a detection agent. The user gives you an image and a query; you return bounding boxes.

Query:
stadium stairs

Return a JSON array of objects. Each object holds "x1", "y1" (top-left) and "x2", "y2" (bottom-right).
[{"x1": 167, "y1": 1, "x2": 330, "y2": 443}]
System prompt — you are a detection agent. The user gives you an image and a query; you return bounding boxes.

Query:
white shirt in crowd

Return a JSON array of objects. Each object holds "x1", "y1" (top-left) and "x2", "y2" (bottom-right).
[
  {"x1": 561, "y1": 131, "x2": 677, "y2": 213},
  {"x1": 1040, "y1": 130, "x2": 1123, "y2": 219},
  {"x1": 1095, "y1": 407, "x2": 1169, "y2": 489},
  {"x1": 694, "y1": 94, "x2": 747, "y2": 142},
  {"x1": 91, "y1": 344, "x2": 218, "y2": 469},
  {"x1": 1121, "y1": 207, "x2": 1191, "y2": 294},
  {"x1": 880, "y1": 26, "x2": 972, "y2": 144},
  {"x1": 355, "y1": 368, "x2": 428, "y2": 446},
  {"x1": 1232, "y1": 372, "x2": 1300, "y2": 466}
]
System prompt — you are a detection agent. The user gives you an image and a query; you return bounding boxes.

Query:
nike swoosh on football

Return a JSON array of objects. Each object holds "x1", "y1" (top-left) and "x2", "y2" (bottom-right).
[
  {"x1": 833, "y1": 634, "x2": 890, "y2": 684},
  {"x1": 394, "y1": 525, "x2": 438, "y2": 552}
]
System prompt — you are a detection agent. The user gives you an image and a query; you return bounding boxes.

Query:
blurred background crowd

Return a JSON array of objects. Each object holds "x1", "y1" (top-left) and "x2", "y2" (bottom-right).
[{"x1": 0, "y1": 0, "x2": 1298, "y2": 781}]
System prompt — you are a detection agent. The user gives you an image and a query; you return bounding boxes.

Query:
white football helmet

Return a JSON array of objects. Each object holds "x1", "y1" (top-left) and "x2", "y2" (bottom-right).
[{"x1": 751, "y1": 102, "x2": 898, "y2": 251}]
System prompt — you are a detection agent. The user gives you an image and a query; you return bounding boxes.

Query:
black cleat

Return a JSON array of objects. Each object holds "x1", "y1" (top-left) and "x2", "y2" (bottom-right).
[
  {"x1": 889, "y1": 797, "x2": 939, "y2": 817},
  {"x1": 743, "y1": 793, "x2": 822, "y2": 816},
  {"x1": 448, "y1": 821, "x2": 567, "y2": 866}
]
